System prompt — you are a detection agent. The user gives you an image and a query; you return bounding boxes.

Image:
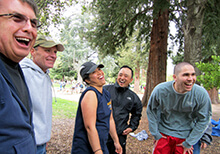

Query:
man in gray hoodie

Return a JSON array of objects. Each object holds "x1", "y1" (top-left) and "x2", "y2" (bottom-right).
[{"x1": 20, "y1": 35, "x2": 64, "y2": 154}]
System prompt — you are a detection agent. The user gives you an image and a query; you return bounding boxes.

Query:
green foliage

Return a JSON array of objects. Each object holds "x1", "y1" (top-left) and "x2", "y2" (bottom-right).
[
  {"x1": 196, "y1": 55, "x2": 220, "y2": 90},
  {"x1": 60, "y1": 14, "x2": 98, "y2": 62},
  {"x1": 50, "y1": 12, "x2": 98, "y2": 81},
  {"x1": 112, "y1": 29, "x2": 149, "y2": 85},
  {"x1": 81, "y1": 0, "x2": 158, "y2": 85},
  {"x1": 201, "y1": 0, "x2": 220, "y2": 64},
  {"x1": 171, "y1": 52, "x2": 184, "y2": 65},
  {"x1": 84, "y1": 0, "x2": 155, "y2": 56},
  {"x1": 171, "y1": 0, "x2": 220, "y2": 64},
  {"x1": 52, "y1": 98, "x2": 78, "y2": 119},
  {"x1": 202, "y1": 0, "x2": 220, "y2": 55},
  {"x1": 50, "y1": 52, "x2": 77, "y2": 80},
  {"x1": 50, "y1": 62, "x2": 77, "y2": 80},
  {"x1": 36, "y1": 0, "x2": 73, "y2": 34},
  {"x1": 98, "y1": 55, "x2": 118, "y2": 83}
]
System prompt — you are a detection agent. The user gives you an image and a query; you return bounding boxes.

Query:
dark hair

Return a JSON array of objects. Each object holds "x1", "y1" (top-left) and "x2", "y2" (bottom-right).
[
  {"x1": 21, "y1": 0, "x2": 38, "y2": 15},
  {"x1": 174, "y1": 62, "x2": 194, "y2": 75},
  {"x1": 120, "y1": 65, "x2": 133, "y2": 78},
  {"x1": 82, "y1": 74, "x2": 90, "y2": 85}
]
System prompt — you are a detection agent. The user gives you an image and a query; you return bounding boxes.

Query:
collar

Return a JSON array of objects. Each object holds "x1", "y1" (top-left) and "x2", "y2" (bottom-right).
[
  {"x1": 0, "y1": 53, "x2": 18, "y2": 69},
  {"x1": 114, "y1": 81, "x2": 129, "y2": 92}
]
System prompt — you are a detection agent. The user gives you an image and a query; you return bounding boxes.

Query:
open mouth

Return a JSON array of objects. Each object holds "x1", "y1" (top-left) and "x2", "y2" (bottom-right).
[
  {"x1": 185, "y1": 83, "x2": 192, "y2": 86},
  {"x1": 119, "y1": 80, "x2": 125, "y2": 84},
  {"x1": 16, "y1": 37, "x2": 30, "y2": 46},
  {"x1": 185, "y1": 83, "x2": 193, "y2": 89},
  {"x1": 99, "y1": 75, "x2": 104, "y2": 80}
]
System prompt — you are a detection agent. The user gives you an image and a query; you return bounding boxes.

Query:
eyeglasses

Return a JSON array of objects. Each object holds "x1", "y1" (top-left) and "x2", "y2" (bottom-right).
[{"x1": 0, "y1": 13, "x2": 40, "y2": 29}]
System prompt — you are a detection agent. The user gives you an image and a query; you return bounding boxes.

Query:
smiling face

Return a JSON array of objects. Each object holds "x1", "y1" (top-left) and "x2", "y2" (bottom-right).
[
  {"x1": 173, "y1": 64, "x2": 196, "y2": 93},
  {"x1": 86, "y1": 67, "x2": 106, "y2": 89},
  {"x1": 31, "y1": 46, "x2": 57, "y2": 72},
  {"x1": 117, "y1": 67, "x2": 133, "y2": 87},
  {"x1": 0, "y1": 0, "x2": 37, "y2": 63}
]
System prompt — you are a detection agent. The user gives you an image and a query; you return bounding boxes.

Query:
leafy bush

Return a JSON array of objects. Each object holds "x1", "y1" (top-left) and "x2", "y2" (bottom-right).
[{"x1": 196, "y1": 55, "x2": 220, "y2": 90}]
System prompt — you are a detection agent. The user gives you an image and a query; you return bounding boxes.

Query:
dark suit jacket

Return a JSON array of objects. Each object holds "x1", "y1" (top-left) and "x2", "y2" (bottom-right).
[{"x1": 0, "y1": 58, "x2": 36, "y2": 154}]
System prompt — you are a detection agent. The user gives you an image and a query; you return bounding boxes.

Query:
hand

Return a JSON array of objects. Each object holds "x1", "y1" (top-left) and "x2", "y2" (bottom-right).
[
  {"x1": 176, "y1": 143, "x2": 193, "y2": 154},
  {"x1": 201, "y1": 142, "x2": 207, "y2": 149},
  {"x1": 114, "y1": 142, "x2": 122, "y2": 154},
  {"x1": 122, "y1": 128, "x2": 132, "y2": 135}
]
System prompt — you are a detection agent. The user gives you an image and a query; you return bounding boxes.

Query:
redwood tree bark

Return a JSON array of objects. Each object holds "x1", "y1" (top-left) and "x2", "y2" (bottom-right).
[
  {"x1": 208, "y1": 88, "x2": 220, "y2": 104},
  {"x1": 183, "y1": 0, "x2": 207, "y2": 76},
  {"x1": 142, "y1": 9, "x2": 169, "y2": 107},
  {"x1": 134, "y1": 64, "x2": 140, "y2": 93}
]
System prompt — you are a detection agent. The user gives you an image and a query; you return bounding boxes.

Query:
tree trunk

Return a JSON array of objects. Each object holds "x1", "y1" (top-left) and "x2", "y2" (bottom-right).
[
  {"x1": 208, "y1": 88, "x2": 220, "y2": 104},
  {"x1": 134, "y1": 64, "x2": 140, "y2": 94},
  {"x1": 142, "y1": 9, "x2": 169, "y2": 107},
  {"x1": 183, "y1": 0, "x2": 207, "y2": 77}
]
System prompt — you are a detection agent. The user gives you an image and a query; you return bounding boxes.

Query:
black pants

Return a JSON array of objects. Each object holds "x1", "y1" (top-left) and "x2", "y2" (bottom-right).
[{"x1": 107, "y1": 135, "x2": 127, "y2": 154}]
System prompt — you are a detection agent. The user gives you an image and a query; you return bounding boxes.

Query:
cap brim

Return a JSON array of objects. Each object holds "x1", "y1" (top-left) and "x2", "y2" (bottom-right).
[
  {"x1": 98, "y1": 64, "x2": 104, "y2": 68},
  {"x1": 35, "y1": 42, "x2": 65, "y2": 52},
  {"x1": 87, "y1": 64, "x2": 104, "y2": 74},
  {"x1": 56, "y1": 44, "x2": 65, "y2": 51}
]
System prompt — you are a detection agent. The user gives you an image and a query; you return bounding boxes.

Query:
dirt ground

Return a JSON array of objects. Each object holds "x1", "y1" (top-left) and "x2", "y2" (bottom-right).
[{"x1": 47, "y1": 104, "x2": 220, "y2": 154}]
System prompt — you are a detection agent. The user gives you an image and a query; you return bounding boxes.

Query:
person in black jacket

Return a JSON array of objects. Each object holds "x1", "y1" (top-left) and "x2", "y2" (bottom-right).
[{"x1": 104, "y1": 65, "x2": 143, "y2": 154}]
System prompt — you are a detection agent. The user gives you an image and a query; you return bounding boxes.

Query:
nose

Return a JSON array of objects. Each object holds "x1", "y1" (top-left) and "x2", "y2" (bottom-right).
[
  {"x1": 97, "y1": 69, "x2": 103, "y2": 74},
  {"x1": 120, "y1": 75, "x2": 125, "y2": 80},
  {"x1": 50, "y1": 51, "x2": 57, "y2": 58},
  {"x1": 22, "y1": 19, "x2": 37, "y2": 34},
  {"x1": 187, "y1": 75, "x2": 194, "y2": 81}
]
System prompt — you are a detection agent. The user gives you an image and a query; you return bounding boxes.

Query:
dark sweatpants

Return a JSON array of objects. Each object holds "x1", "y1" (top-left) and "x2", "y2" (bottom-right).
[{"x1": 107, "y1": 135, "x2": 127, "y2": 154}]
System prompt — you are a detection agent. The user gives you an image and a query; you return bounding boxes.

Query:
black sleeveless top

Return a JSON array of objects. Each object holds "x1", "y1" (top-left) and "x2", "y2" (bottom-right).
[{"x1": 71, "y1": 86, "x2": 112, "y2": 154}]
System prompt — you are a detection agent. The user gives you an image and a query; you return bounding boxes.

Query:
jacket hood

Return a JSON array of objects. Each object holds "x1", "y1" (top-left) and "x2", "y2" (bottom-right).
[{"x1": 20, "y1": 58, "x2": 49, "y2": 74}]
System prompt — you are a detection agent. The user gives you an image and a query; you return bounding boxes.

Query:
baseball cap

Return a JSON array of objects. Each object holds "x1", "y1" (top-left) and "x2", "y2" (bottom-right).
[
  {"x1": 34, "y1": 35, "x2": 64, "y2": 51},
  {"x1": 80, "y1": 62, "x2": 104, "y2": 80}
]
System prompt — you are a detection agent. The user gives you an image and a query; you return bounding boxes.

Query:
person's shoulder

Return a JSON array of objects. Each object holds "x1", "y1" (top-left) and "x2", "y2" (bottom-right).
[
  {"x1": 83, "y1": 88, "x2": 97, "y2": 97},
  {"x1": 20, "y1": 57, "x2": 33, "y2": 66},
  {"x1": 127, "y1": 88, "x2": 138, "y2": 96},
  {"x1": 103, "y1": 88, "x2": 111, "y2": 96},
  {"x1": 103, "y1": 83, "x2": 114, "y2": 90},
  {"x1": 154, "y1": 81, "x2": 172, "y2": 90},
  {"x1": 149, "y1": 81, "x2": 173, "y2": 96},
  {"x1": 192, "y1": 84, "x2": 209, "y2": 94}
]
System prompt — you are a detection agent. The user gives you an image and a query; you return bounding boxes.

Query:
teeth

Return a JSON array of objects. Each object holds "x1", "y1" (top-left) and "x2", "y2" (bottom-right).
[
  {"x1": 17, "y1": 38, "x2": 30, "y2": 42},
  {"x1": 186, "y1": 83, "x2": 192, "y2": 86}
]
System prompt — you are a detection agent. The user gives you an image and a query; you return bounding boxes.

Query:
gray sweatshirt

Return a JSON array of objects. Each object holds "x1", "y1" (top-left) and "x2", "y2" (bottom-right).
[
  {"x1": 20, "y1": 58, "x2": 52, "y2": 145},
  {"x1": 147, "y1": 81, "x2": 212, "y2": 148}
]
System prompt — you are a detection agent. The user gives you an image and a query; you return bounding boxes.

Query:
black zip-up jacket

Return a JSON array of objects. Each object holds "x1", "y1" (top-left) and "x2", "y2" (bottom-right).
[{"x1": 104, "y1": 82, "x2": 143, "y2": 135}]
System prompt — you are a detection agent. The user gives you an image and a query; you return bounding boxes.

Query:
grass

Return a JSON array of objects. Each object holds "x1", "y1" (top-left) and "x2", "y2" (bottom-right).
[
  {"x1": 52, "y1": 97, "x2": 78, "y2": 119},
  {"x1": 53, "y1": 83, "x2": 72, "y2": 89}
]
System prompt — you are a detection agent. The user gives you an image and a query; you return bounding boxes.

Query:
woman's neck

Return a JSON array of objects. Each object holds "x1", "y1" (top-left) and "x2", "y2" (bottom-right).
[{"x1": 90, "y1": 85, "x2": 103, "y2": 93}]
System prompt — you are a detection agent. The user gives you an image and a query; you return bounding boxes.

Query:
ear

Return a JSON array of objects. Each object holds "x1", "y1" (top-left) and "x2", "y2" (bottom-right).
[
  {"x1": 30, "y1": 48, "x2": 35, "y2": 56},
  {"x1": 173, "y1": 74, "x2": 176, "y2": 81},
  {"x1": 130, "y1": 77, "x2": 133, "y2": 83},
  {"x1": 85, "y1": 79, "x2": 90, "y2": 84}
]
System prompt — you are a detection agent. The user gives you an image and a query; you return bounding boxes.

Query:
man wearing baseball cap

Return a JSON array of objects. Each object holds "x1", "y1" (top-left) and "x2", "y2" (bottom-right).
[{"x1": 20, "y1": 35, "x2": 64, "y2": 154}]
